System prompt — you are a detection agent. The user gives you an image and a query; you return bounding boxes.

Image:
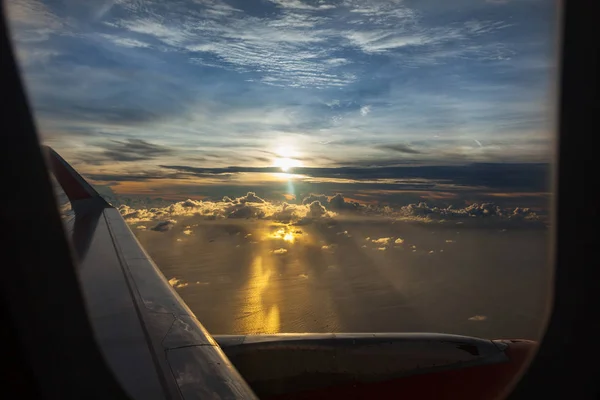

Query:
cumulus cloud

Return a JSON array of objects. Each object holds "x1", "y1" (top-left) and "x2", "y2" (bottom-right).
[
  {"x1": 168, "y1": 277, "x2": 188, "y2": 288},
  {"x1": 308, "y1": 201, "x2": 327, "y2": 218},
  {"x1": 151, "y1": 220, "x2": 176, "y2": 232},
  {"x1": 117, "y1": 191, "x2": 545, "y2": 230},
  {"x1": 395, "y1": 202, "x2": 542, "y2": 224},
  {"x1": 327, "y1": 193, "x2": 361, "y2": 211},
  {"x1": 237, "y1": 192, "x2": 266, "y2": 204},
  {"x1": 302, "y1": 193, "x2": 329, "y2": 205},
  {"x1": 372, "y1": 237, "x2": 392, "y2": 245},
  {"x1": 119, "y1": 192, "x2": 336, "y2": 224}
]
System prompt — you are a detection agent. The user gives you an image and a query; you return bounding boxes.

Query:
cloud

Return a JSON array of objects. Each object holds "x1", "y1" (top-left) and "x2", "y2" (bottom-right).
[
  {"x1": 6, "y1": 0, "x2": 64, "y2": 43},
  {"x1": 272, "y1": 248, "x2": 288, "y2": 255},
  {"x1": 118, "y1": 192, "x2": 336, "y2": 224},
  {"x1": 327, "y1": 193, "x2": 361, "y2": 211},
  {"x1": 302, "y1": 193, "x2": 329, "y2": 205},
  {"x1": 117, "y1": 190, "x2": 545, "y2": 230},
  {"x1": 308, "y1": 200, "x2": 327, "y2": 218},
  {"x1": 98, "y1": 34, "x2": 151, "y2": 48},
  {"x1": 159, "y1": 163, "x2": 550, "y2": 192},
  {"x1": 106, "y1": 0, "x2": 353, "y2": 88},
  {"x1": 266, "y1": 0, "x2": 336, "y2": 10},
  {"x1": 393, "y1": 202, "x2": 543, "y2": 225},
  {"x1": 15, "y1": 0, "x2": 554, "y2": 173},
  {"x1": 168, "y1": 277, "x2": 189, "y2": 288},
  {"x1": 372, "y1": 237, "x2": 392, "y2": 245},
  {"x1": 151, "y1": 220, "x2": 177, "y2": 231},
  {"x1": 237, "y1": 192, "x2": 266, "y2": 204},
  {"x1": 85, "y1": 171, "x2": 181, "y2": 182},
  {"x1": 379, "y1": 144, "x2": 422, "y2": 155},
  {"x1": 96, "y1": 139, "x2": 173, "y2": 162}
]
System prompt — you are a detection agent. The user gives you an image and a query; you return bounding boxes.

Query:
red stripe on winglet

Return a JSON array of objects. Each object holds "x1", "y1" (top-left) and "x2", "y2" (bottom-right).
[{"x1": 45, "y1": 147, "x2": 94, "y2": 201}]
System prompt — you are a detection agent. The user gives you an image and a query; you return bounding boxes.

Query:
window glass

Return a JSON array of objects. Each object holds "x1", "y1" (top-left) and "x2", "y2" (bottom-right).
[{"x1": 7, "y1": 0, "x2": 555, "y2": 341}]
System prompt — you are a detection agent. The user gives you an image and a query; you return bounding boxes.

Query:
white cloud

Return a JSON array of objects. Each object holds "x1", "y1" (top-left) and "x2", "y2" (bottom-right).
[
  {"x1": 118, "y1": 192, "x2": 336, "y2": 224},
  {"x1": 360, "y1": 105, "x2": 371, "y2": 116},
  {"x1": 168, "y1": 277, "x2": 189, "y2": 288},
  {"x1": 266, "y1": 0, "x2": 336, "y2": 10},
  {"x1": 99, "y1": 34, "x2": 151, "y2": 48},
  {"x1": 372, "y1": 237, "x2": 392, "y2": 245}
]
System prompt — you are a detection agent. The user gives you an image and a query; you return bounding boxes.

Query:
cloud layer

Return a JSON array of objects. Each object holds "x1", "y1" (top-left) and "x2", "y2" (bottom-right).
[
  {"x1": 118, "y1": 191, "x2": 544, "y2": 228},
  {"x1": 7, "y1": 0, "x2": 556, "y2": 175}
]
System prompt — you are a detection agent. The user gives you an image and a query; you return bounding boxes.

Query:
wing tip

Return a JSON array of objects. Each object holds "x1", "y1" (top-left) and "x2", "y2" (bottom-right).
[{"x1": 44, "y1": 145, "x2": 108, "y2": 206}]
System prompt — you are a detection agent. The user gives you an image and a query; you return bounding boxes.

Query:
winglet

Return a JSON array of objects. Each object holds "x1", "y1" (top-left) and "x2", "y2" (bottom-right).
[{"x1": 43, "y1": 145, "x2": 108, "y2": 206}]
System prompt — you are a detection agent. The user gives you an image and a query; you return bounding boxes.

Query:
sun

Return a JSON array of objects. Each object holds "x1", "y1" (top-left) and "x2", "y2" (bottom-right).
[
  {"x1": 274, "y1": 157, "x2": 296, "y2": 172},
  {"x1": 273, "y1": 147, "x2": 301, "y2": 173}
]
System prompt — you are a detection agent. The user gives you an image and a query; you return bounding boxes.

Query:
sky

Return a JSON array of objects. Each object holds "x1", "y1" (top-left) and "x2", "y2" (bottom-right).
[
  {"x1": 7, "y1": 0, "x2": 556, "y2": 205},
  {"x1": 28, "y1": 0, "x2": 554, "y2": 338}
]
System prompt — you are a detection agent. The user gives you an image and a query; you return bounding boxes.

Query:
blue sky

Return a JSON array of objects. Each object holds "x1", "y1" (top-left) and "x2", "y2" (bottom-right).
[{"x1": 7, "y1": 0, "x2": 556, "y2": 201}]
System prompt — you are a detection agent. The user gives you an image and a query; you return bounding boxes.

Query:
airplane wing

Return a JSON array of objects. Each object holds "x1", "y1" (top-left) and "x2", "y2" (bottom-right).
[{"x1": 46, "y1": 146, "x2": 536, "y2": 400}]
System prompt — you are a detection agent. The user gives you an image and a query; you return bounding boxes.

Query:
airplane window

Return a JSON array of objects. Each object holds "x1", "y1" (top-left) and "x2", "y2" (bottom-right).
[{"x1": 5, "y1": 0, "x2": 557, "y2": 396}]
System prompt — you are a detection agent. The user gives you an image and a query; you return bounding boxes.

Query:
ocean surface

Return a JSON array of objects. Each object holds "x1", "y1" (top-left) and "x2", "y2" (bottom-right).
[{"x1": 134, "y1": 217, "x2": 551, "y2": 340}]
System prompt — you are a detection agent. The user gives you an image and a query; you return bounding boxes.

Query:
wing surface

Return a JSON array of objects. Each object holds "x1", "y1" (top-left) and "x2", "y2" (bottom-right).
[{"x1": 46, "y1": 146, "x2": 257, "y2": 400}]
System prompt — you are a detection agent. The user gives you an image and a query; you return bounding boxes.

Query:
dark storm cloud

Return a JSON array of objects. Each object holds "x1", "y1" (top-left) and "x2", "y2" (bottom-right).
[
  {"x1": 377, "y1": 144, "x2": 423, "y2": 155},
  {"x1": 159, "y1": 163, "x2": 550, "y2": 192}
]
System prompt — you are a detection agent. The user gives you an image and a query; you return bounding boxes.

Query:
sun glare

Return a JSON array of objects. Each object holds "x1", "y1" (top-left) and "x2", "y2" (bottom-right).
[
  {"x1": 274, "y1": 157, "x2": 296, "y2": 172},
  {"x1": 269, "y1": 227, "x2": 300, "y2": 244},
  {"x1": 273, "y1": 146, "x2": 301, "y2": 173}
]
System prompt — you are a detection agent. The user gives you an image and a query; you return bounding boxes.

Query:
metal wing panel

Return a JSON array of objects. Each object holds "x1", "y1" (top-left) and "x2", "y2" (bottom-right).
[
  {"x1": 49, "y1": 147, "x2": 257, "y2": 400},
  {"x1": 66, "y1": 208, "x2": 168, "y2": 400},
  {"x1": 102, "y1": 207, "x2": 256, "y2": 399}
]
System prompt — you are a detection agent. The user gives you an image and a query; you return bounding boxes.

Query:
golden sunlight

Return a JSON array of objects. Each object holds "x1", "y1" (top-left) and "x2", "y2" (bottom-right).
[
  {"x1": 273, "y1": 146, "x2": 301, "y2": 173},
  {"x1": 269, "y1": 226, "x2": 301, "y2": 244}
]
